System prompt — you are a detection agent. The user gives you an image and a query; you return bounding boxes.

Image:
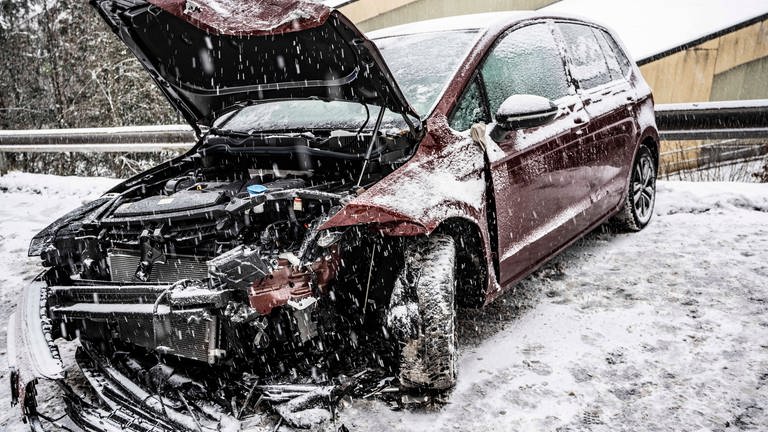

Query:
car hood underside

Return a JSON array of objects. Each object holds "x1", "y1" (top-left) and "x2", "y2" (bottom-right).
[{"x1": 91, "y1": 0, "x2": 419, "y2": 129}]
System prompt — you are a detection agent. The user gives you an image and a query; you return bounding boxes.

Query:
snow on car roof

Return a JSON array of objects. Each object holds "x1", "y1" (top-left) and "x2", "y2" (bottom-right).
[
  {"x1": 321, "y1": 0, "x2": 352, "y2": 7},
  {"x1": 367, "y1": 11, "x2": 538, "y2": 39},
  {"x1": 542, "y1": 0, "x2": 768, "y2": 62}
]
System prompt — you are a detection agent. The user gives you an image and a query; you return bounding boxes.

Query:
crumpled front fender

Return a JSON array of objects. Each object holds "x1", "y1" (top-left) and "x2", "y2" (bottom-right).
[
  {"x1": 321, "y1": 115, "x2": 487, "y2": 237},
  {"x1": 320, "y1": 203, "x2": 432, "y2": 236}
]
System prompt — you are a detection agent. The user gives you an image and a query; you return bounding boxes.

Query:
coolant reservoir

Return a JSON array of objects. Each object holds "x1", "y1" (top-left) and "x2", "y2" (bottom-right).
[{"x1": 247, "y1": 184, "x2": 268, "y2": 196}]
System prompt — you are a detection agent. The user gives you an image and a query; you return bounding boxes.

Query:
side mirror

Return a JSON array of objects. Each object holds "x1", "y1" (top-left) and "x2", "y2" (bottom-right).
[{"x1": 491, "y1": 95, "x2": 559, "y2": 141}]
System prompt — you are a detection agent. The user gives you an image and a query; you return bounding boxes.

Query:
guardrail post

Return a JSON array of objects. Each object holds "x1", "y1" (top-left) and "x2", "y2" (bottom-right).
[{"x1": 0, "y1": 151, "x2": 7, "y2": 175}]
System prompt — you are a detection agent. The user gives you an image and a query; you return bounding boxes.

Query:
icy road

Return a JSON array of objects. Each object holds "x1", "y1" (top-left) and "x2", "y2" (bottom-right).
[{"x1": 1, "y1": 172, "x2": 767, "y2": 431}]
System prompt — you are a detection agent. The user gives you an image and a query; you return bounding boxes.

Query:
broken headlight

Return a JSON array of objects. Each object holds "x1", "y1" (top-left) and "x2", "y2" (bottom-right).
[
  {"x1": 316, "y1": 230, "x2": 345, "y2": 248},
  {"x1": 28, "y1": 197, "x2": 112, "y2": 257}
]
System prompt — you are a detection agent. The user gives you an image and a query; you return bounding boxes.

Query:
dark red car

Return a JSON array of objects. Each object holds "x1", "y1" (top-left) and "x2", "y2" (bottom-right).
[{"x1": 8, "y1": 1, "x2": 658, "y2": 430}]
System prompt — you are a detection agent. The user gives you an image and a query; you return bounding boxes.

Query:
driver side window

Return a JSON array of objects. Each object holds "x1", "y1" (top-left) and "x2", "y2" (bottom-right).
[{"x1": 481, "y1": 23, "x2": 570, "y2": 116}]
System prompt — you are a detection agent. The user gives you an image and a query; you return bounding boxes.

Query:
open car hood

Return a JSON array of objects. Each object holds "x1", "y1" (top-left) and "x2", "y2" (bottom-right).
[{"x1": 91, "y1": 0, "x2": 420, "y2": 131}]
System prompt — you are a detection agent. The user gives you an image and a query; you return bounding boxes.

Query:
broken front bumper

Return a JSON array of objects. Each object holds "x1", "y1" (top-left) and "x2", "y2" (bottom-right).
[
  {"x1": 6, "y1": 276, "x2": 233, "y2": 431},
  {"x1": 6, "y1": 275, "x2": 345, "y2": 431},
  {"x1": 7, "y1": 276, "x2": 64, "y2": 420}
]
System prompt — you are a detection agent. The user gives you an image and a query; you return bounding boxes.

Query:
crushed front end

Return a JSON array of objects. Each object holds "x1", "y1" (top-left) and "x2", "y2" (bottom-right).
[
  {"x1": 7, "y1": 0, "x2": 436, "y2": 428},
  {"x1": 45, "y1": 171, "x2": 347, "y2": 359},
  {"x1": 8, "y1": 186, "x2": 342, "y2": 430},
  {"x1": 8, "y1": 123, "x2": 419, "y2": 430}
]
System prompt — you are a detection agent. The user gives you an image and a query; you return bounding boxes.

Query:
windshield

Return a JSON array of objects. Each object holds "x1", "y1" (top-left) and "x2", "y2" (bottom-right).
[
  {"x1": 376, "y1": 30, "x2": 480, "y2": 115},
  {"x1": 214, "y1": 30, "x2": 480, "y2": 133}
]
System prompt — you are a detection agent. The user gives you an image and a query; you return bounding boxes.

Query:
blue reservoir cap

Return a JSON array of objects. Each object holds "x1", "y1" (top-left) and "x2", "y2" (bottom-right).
[{"x1": 247, "y1": 184, "x2": 268, "y2": 196}]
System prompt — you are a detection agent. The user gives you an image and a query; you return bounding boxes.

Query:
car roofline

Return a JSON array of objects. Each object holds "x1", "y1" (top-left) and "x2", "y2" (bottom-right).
[
  {"x1": 366, "y1": 11, "x2": 605, "y2": 39},
  {"x1": 367, "y1": 12, "x2": 611, "y2": 123},
  {"x1": 366, "y1": 11, "x2": 536, "y2": 39}
]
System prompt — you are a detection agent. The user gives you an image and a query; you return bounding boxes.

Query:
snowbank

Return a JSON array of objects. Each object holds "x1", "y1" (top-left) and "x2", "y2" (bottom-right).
[{"x1": 0, "y1": 172, "x2": 121, "y2": 432}]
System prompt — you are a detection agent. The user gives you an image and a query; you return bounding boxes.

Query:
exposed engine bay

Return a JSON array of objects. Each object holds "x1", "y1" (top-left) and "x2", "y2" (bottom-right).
[{"x1": 34, "y1": 128, "x2": 414, "y2": 370}]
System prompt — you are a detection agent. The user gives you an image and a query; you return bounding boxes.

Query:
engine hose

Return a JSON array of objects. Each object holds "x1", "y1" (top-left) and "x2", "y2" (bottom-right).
[{"x1": 152, "y1": 280, "x2": 191, "y2": 347}]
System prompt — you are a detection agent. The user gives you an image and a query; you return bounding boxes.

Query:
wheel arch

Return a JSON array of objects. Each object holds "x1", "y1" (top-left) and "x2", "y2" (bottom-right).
[
  {"x1": 433, "y1": 217, "x2": 488, "y2": 308},
  {"x1": 621, "y1": 128, "x2": 659, "y2": 200},
  {"x1": 641, "y1": 134, "x2": 660, "y2": 171}
]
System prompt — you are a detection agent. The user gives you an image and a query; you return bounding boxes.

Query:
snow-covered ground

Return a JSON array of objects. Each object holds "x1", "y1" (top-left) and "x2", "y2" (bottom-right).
[
  {"x1": 0, "y1": 173, "x2": 121, "y2": 431},
  {"x1": 1, "y1": 172, "x2": 767, "y2": 431}
]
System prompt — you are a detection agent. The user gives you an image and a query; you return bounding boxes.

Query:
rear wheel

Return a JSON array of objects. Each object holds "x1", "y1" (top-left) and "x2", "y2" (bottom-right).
[
  {"x1": 613, "y1": 144, "x2": 656, "y2": 231},
  {"x1": 386, "y1": 235, "x2": 457, "y2": 390}
]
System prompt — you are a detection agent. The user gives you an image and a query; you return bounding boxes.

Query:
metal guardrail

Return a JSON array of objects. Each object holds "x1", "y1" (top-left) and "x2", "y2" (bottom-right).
[
  {"x1": 654, "y1": 99, "x2": 768, "y2": 174},
  {"x1": 0, "y1": 99, "x2": 767, "y2": 153},
  {"x1": 0, "y1": 125, "x2": 194, "y2": 153},
  {"x1": 660, "y1": 139, "x2": 768, "y2": 172},
  {"x1": 656, "y1": 99, "x2": 768, "y2": 140}
]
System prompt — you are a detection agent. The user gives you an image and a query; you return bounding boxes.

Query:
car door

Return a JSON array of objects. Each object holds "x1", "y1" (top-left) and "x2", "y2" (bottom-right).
[
  {"x1": 474, "y1": 22, "x2": 592, "y2": 287},
  {"x1": 595, "y1": 28, "x2": 643, "y2": 192},
  {"x1": 556, "y1": 22, "x2": 638, "y2": 221}
]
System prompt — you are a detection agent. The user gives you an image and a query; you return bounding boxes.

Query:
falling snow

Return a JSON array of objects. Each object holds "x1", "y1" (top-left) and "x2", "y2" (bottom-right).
[{"x1": 2, "y1": 172, "x2": 767, "y2": 431}]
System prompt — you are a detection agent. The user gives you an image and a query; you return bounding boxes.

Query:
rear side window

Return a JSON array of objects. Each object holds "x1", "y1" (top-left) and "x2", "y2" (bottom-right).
[
  {"x1": 594, "y1": 29, "x2": 624, "y2": 81},
  {"x1": 598, "y1": 30, "x2": 633, "y2": 77},
  {"x1": 559, "y1": 23, "x2": 612, "y2": 90},
  {"x1": 481, "y1": 23, "x2": 570, "y2": 115}
]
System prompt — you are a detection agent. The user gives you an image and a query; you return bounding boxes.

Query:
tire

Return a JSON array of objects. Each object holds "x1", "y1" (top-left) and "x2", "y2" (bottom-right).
[
  {"x1": 386, "y1": 235, "x2": 457, "y2": 390},
  {"x1": 613, "y1": 144, "x2": 657, "y2": 232}
]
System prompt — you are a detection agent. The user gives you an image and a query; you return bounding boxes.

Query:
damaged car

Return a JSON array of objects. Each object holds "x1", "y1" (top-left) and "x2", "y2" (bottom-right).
[{"x1": 7, "y1": 1, "x2": 659, "y2": 430}]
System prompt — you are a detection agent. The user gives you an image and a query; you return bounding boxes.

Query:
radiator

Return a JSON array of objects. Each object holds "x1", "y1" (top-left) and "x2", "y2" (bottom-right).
[
  {"x1": 108, "y1": 249, "x2": 209, "y2": 283},
  {"x1": 51, "y1": 285, "x2": 225, "y2": 364},
  {"x1": 116, "y1": 309, "x2": 220, "y2": 364}
]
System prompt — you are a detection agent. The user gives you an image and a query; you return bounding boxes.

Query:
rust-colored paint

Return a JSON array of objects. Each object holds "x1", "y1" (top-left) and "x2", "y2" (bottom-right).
[
  {"x1": 8, "y1": 9, "x2": 662, "y2": 428},
  {"x1": 325, "y1": 16, "x2": 657, "y2": 305},
  {"x1": 120, "y1": 6, "x2": 659, "y2": 307},
  {"x1": 321, "y1": 204, "x2": 429, "y2": 235},
  {"x1": 249, "y1": 250, "x2": 340, "y2": 315}
]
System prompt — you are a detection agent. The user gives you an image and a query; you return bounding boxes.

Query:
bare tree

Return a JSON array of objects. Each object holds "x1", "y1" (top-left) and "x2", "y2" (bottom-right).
[{"x1": 0, "y1": 0, "x2": 177, "y2": 129}]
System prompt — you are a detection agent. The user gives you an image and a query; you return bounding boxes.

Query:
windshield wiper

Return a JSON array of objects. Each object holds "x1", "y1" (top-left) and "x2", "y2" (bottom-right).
[
  {"x1": 200, "y1": 143, "x2": 373, "y2": 160},
  {"x1": 207, "y1": 129, "x2": 325, "y2": 146},
  {"x1": 208, "y1": 127, "x2": 253, "y2": 138}
]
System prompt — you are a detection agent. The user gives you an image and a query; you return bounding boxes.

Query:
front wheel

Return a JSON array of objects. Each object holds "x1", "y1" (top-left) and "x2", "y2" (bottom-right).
[
  {"x1": 386, "y1": 235, "x2": 457, "y2": 390},
  {"x1": 613, "y1": 144, "x2": 657, "y2": 231}
]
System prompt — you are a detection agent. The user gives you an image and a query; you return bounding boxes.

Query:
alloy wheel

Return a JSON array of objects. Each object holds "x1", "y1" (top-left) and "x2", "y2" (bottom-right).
[{"x1": 632, "y1": 153, "x2": 656, "y2": 224}]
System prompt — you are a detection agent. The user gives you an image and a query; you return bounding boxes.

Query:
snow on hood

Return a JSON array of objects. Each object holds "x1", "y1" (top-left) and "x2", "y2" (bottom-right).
[{"x1": 146, "y1": 0, "x2": 331, "y2": 36}]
